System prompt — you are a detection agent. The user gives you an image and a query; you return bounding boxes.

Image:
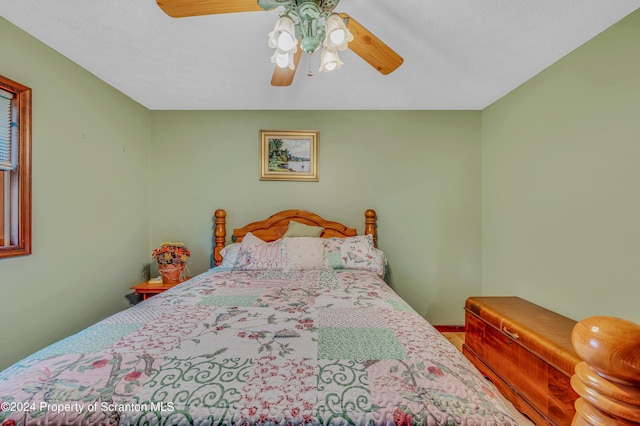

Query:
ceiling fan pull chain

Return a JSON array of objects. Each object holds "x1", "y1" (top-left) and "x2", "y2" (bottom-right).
[{"x1": 307, "y1": 53, "x2": 314, "y2": 77}]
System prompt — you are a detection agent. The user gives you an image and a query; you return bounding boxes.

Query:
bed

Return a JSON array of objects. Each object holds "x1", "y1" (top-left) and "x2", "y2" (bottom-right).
[{"x1": 0, "y1": 209, "x2": 523, "y2": 425}]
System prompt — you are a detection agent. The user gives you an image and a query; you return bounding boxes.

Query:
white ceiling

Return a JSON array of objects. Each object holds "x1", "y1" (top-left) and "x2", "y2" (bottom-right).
[{"x1": 1, "y1": 1, "x2": 638, "y2": 110}]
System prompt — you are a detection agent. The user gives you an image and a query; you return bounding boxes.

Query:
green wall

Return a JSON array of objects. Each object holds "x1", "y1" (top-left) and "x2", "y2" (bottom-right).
[
  {"x1": 150, "y1": 110, "x2": 482, "y2": 325},
  {"x1": 482, "y1": 10, "x2": 640, "y2": 322},
  {"x1": 0, "y1": 18, "x2": 151, "y2": 369}
]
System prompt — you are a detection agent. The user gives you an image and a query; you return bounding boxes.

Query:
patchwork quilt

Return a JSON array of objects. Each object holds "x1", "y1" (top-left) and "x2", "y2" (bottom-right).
[{"x1": 0, "y1": 269, "x2": 517, "y2": 425}]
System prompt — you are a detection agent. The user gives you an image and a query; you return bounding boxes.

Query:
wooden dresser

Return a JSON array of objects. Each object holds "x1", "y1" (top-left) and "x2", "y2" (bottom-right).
[{"x1": 462, "y1": 297, "x2": 581, "y2": 425}]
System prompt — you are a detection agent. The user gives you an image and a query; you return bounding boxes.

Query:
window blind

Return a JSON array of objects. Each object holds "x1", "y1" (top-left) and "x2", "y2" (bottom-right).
[{"x1": 0, "y1": 88, "x2": 15, "y2": 171}]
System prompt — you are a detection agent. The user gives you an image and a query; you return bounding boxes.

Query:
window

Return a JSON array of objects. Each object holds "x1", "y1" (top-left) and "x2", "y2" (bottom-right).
[{"x1": 0, "y1": 74, "x2": 31, "y2": 258}]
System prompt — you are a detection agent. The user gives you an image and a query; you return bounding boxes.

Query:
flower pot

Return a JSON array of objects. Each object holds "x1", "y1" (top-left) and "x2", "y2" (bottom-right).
[{"x1": 158, "y1": 263, "x2": 185, "y2": 284}]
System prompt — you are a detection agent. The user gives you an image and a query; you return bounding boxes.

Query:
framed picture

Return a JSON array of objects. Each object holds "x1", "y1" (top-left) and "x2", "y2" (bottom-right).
[{"x1": 259, "y1": 130, "x2": 319, "y2": 181}]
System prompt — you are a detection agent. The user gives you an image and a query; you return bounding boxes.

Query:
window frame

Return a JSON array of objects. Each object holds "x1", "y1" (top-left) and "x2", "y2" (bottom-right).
[{"x1": 0, "y1": 74, "x2": 32, "y2": 258}]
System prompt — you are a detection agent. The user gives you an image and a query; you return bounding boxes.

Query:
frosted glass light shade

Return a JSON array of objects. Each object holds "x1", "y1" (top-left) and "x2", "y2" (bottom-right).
[
  {"x1": 268, "y1": 16, "x2": 297, "y2": 53},
  {"x1": 330, "y1": 29, "x2": 345, "y2": 46},
  {"x1": 319, "y1": 47, "x2": 343, "y2": 72},
  {"x1": 271, "y1": 49, "x2": 294, "y2": 69},
  {"x1": 325, "y1": 14, "x2": 352, "y2": 51},
  {"x1": 278, "y1": 32, "x2": 296, "y2": 52}
]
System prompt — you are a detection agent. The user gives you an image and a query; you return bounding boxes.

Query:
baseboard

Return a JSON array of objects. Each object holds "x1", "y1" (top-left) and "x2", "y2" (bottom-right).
[{"x1": 433, "y1": 325, "x2": 465, "y2": 332}]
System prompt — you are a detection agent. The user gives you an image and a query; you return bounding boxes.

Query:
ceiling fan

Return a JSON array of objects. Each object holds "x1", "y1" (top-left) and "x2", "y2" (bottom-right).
[{"x1": 156, "y1": 0, "x2": 403, "y2": 86}]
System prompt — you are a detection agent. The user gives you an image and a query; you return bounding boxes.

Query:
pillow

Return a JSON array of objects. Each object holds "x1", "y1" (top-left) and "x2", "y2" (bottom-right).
[
  {"x1": 218, "y1": 243, "x2": 241, "y2": 268},
  {"x1": 282, "y1": 220, "x2": 323, "y2": 238},
  {"x1": 235, "y1": 232, "x2": 284, "y2": 271},
  {"x1": 323, "y1": 234, "x2": 386, "y2": 276},
  {"x1": 323, "y1": 234, "x2": 373, "y2": 268},
  {"x1": 374, "y1": 248, "x2": 388, "y2": 277},
  {"x1": 281, "y1": 237, "x2": 331, "y2": 271}
]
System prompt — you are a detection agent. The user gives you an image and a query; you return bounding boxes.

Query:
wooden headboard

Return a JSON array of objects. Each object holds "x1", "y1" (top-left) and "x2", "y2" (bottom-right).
[{"x1": 212, "y1": 209, "x2": 376, "y2": 266}]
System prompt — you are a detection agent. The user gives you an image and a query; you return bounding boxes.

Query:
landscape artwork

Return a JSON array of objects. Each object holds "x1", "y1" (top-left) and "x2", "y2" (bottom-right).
[{"x1": 259, "y1": 130, "x2": 318, "y2": 181}]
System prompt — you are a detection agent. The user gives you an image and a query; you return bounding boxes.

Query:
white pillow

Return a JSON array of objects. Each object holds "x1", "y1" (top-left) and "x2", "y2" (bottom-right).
[
  {"x1": 234, "y1": 232, "x2": 284, "y2": 271},
  {"x1": 281, "y1": 237, "x2": 331, "y2": 271}
]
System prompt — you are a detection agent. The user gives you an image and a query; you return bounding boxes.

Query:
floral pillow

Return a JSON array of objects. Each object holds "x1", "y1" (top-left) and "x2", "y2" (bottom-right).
[
  {"x1": 281, "y1": 237, "x2": 331, "y2": 271},
  {"x1": 323, "y1": 234, "x2": 386, "y2": 276},
  {"x1": 234, "y1": 232, "x2": 284, "y2": 271},
  {"x1": 218, "y1": 243, "x2": 241, "y2": 268}
]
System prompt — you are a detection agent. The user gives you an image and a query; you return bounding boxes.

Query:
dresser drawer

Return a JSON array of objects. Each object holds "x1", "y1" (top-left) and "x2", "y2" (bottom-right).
[{"x1": 463, "y1": 297, "x2": 580, "y2": 425}]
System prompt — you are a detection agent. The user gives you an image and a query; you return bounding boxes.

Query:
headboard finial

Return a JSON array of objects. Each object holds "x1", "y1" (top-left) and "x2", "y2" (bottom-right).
[
  {"x1": 365, "y1": 209, "x2": 377, "y2": 246},
  {"x1": 570, "y1": 316, "x2": 640, "y2": 424},
  {"x1": 213, "y1": 209, "x2": 227, "y2": 266}
]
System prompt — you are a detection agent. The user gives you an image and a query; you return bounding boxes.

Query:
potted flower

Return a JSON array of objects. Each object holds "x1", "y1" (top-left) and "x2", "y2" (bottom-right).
[{"x1": 152, "y1": 242, "x2": 190, "y2": 284}]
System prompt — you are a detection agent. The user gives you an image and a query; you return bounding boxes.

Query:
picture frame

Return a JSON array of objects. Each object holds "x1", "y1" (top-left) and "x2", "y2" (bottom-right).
[{"x1": 259, "y1": 130, "x2": 319, "y2": 181}]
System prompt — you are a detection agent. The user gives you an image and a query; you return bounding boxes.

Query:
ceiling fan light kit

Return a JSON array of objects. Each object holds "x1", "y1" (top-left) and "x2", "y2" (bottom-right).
[
  {"x1": 265, "y1": 0, "x2": 352, "y2": 74},
  {"x1": 156, "y1": 0, "x2": 404, "y2": 86}
]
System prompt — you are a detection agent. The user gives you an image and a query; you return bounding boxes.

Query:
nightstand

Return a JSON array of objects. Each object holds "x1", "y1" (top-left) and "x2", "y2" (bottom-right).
[{"x1": 130, "y1": 281, "x2": 178, "y2": 300}]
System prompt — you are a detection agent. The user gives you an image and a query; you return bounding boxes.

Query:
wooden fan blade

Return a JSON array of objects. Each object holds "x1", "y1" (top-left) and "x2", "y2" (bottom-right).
[
  {"x1": 157, "y1": 0, "x2": 263, "y2": 18},
  {"x1": 338, "y1": 13, "x2": 403, "y2": 75},
  {"x1": 271, "y1": 49, "x2": 303, "y2": 86}
]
